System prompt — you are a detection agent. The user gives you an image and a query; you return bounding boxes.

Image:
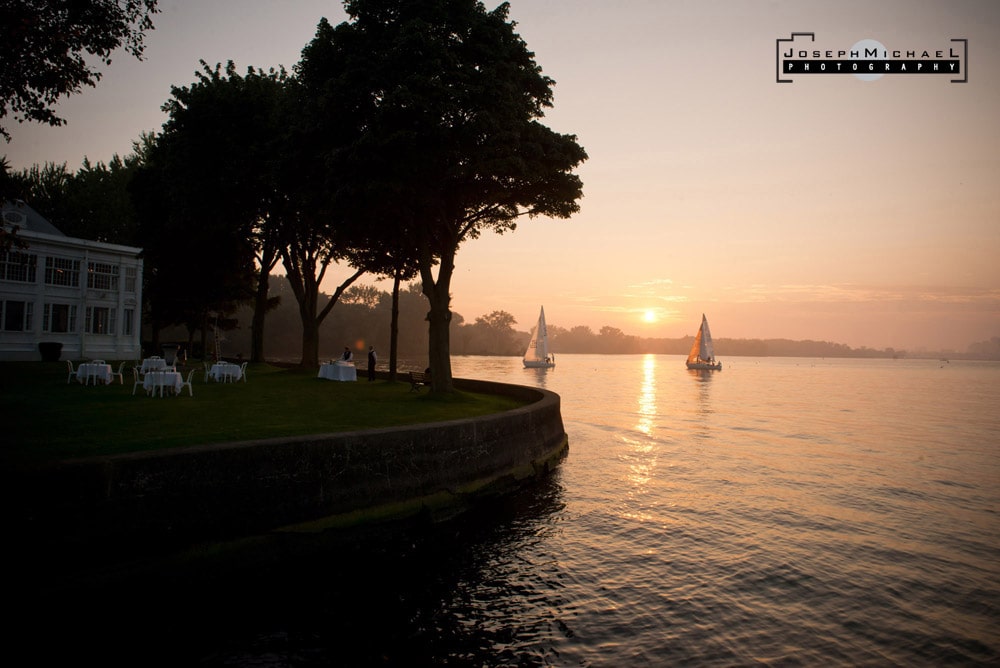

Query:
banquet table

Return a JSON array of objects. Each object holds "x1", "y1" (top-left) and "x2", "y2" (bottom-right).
[
  {"x1": 143, "y1": 370, "x2": 182, "y2": 397},
  {"x1": 209, "y1": 362, "x2": 243, "y2": 382},
  {"x1": 318, "y1": 361, "x2": 357, "y2": 382},
  {"x1": 141, "y1": 357, "x2": 168, "y2": 374},
  {"x1": 77, "y1": 362, "x2": 112, "y2": 385}
]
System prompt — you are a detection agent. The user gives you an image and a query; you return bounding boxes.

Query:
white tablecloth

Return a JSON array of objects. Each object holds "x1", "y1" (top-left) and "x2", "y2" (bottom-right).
[
  {"x1": 77, "y1": 363, "x2": 112, "y2": 385},
  {"x1": 318, "y1": 362, "x2": 357, "y2": 381},
  {"x1": 143, "y1": 371, "x2": 182, "y2": 396},
  {"x1": 210, "y1": 363, "x2": 242, "y2": 382},
  {"x1": 141, "y1": 357, "x2": 168, "y2": 373}
]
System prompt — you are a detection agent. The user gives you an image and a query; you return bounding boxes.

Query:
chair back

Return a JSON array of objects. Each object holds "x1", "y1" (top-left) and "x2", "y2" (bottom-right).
[
  {"x1": 180, "y1": 368, "x2": 196, "y2": 396},
  {"x1": 131, "y1": 367, "x2": 143, "y2": 395}
]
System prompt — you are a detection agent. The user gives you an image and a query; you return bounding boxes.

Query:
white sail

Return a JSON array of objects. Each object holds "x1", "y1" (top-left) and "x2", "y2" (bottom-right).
[
  {"x1": 523, "y1": 306, "x2": 555, "y2": 368},
  {"x1": 686, "y1": 313, "x2": 722, "y2": 370},
  {"x1": 699, "y1": 314, "x2": 715, "y2": 360}
]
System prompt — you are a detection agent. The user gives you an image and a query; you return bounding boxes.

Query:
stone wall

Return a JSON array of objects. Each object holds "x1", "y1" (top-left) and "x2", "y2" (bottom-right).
[{"x1": 5, "y1": 378, "x2": 568, "y2": 558}]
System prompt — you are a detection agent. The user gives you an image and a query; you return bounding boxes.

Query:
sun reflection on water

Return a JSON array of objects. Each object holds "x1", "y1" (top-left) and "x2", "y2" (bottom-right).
[
  {"x1": 623, "y1": 355, "x2": 659, "y2": 519},
  {"x1": 637, "y1": 354, "x2": 657, "y2": 436}
]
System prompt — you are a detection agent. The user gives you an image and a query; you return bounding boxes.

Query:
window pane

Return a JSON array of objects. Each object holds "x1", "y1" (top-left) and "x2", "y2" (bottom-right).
[
  {"x1": 3, "y1": 301, "x2": 26, "y2": 330},
  {"x1": 50, "y1": 304, "x2": 71, "y2": 332},
  {"x1": 45, "y1": 257, "x2": 80, "y2": 287}
]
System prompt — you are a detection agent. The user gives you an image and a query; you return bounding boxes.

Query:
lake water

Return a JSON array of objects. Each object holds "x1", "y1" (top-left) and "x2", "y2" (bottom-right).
[{"x1": 26, "y1": 355, "x2": 1000, "y2": 666}]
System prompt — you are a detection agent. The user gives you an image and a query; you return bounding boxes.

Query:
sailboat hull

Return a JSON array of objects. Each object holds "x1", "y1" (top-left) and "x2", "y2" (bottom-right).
[
  {"x1": 686, "y1": 361, "x2": 722, "y2": 371},
  {"x1": 523, "y1": 360, "x2": 555, "y2": 369}
]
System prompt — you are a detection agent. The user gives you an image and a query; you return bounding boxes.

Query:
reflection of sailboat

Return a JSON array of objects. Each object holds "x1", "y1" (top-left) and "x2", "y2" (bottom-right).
[
  {"x1": 523, "y1": 306, "x2": 555, "y2": 368},
  {"x1": 685, "y1": 313, "x2": 722, "y2": 371}
]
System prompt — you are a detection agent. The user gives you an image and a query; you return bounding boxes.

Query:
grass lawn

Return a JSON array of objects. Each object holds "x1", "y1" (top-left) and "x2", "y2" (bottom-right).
[{"x1": 2, "y1": 361, "x2": 525, "y2": 467}]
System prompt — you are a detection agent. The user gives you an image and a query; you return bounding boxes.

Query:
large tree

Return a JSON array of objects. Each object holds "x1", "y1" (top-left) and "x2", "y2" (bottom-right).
[
  {"x1": 283, "y1": 22, "x2": 387, "y2": 368},
  {"x1": 136, "y1": 62, "x2": 288, "y2": 360},
  {"x1": 318, "y1": 0, "x2": 587, "y2": 392},
  {"x1": 0, "y1": 0, "x2": 160, "y2": 141}
]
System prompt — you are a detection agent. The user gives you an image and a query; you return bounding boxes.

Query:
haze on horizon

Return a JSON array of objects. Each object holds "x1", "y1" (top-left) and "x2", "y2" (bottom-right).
[{"x1": 4, "y1": 0, "x2": 998, "y2": 353}]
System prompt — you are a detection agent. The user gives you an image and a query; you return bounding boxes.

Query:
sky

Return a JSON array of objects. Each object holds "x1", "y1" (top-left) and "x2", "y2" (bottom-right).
[{"x1": 4, "y1": 0, "x2": 999, "y2": 353}]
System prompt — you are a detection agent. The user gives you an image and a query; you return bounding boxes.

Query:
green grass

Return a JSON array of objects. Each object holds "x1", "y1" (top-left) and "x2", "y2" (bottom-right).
[{"x1": 2, "y1": 361, "x2": 525, "y2": 467}]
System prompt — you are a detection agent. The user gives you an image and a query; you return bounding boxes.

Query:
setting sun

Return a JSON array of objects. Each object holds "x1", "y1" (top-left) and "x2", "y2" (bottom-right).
[{"x1": 642, "y1": 310, "x2": 657, "y2": 324}]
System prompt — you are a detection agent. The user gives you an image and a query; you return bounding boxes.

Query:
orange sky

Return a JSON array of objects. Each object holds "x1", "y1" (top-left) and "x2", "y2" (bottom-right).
[{"x1": 5, "y1": 0, "x2": 998, "y2": 352}]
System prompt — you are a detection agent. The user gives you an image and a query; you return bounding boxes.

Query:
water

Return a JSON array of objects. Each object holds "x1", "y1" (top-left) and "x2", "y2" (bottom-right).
[{"x1": 22, "y1": 355, "x2": 1000, "y2": 666}]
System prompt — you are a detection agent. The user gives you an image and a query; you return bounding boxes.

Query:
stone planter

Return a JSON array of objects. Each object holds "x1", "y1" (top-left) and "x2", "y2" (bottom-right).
[{"x1": 38, "y1": 341, "x2": 63, "y2": 362}]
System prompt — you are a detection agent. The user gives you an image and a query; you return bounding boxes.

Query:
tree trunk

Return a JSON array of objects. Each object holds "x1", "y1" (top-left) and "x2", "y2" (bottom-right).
[
  {"x1": 251, "y1": 240, "x2": 280, "y2": 363},
  {"x1": 301, "y1": 317, "x2": 321, "y2": 368},
  {"x1": 426, "y1": 299, "x2": 452, "y2": 392},
  {"x1": 282, "y1": 249, "x2": 365, "y2": 369},
  {"x1": 250, "y1": 271, "x2": 269, "y2": 363},
  {"x1": 296, "y1": 273, "x2": 319, "y2": 367},
  {"x1": 388, "y1": 270, "x2": 401, "y2": 381},
  {"x1": 421, "y1": 247, "x2": 455, "y2": 393}
]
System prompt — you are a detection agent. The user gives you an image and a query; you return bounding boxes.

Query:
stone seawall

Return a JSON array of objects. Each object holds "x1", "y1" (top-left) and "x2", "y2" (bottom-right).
[{"x1": 6, "y1": 378, "x2": 568, "y2": 558}]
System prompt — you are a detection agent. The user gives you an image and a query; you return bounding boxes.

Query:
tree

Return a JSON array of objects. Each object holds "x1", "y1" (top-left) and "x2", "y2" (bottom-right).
[
  {"x1": 0, "y1": 0, "x2": 160, "y2": 141},
  {"x1": 282, "y1": 19, "x2": 416, "y2": 368},
  {"x1": 475, "y1": 310, "x2": 518, "y2": 355},
  {"x1": 324, "y1": 0, "x2": 587, "y2": 392},
  {"x1": 136, "y1": 61, "x2": 289, "y2": 361},
  {"x1": 8, "y1": 152, "x2": 143, "y2": 247}
]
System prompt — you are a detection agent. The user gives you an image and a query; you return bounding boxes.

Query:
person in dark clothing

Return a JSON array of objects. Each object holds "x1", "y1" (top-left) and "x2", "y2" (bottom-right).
[{"x1": 367, "y1": 346, "x2": 377, "y2": 381}]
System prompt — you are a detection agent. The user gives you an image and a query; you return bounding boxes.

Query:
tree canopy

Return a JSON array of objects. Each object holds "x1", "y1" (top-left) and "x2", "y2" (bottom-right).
[
  {"x1": 315, "y1": 0, "x2": 587, "y2": 391},
  {"x1": 0, "y1": 0, "x2": 160, "y2": 141}
]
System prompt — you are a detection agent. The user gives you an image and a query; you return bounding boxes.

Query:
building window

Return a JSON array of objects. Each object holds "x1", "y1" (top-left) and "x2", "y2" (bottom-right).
[
  {"x1": 43, "y1": 303, "x2": 76, "y2": 333},
  {"x1": 1, "y1": 300, "x2": 33, "y2": 331},
  {"x1": 125, "y1": 266, "x2": 137, "y2": 292},
  {"x1": 0, "y1": 250, "x2": 37, "y2": 283},
  {"x1": 45, "y1": 256, "x2": 80, "y2": 287},
  {"x1": 85, "y1": 306, "x2": 115, "y2": 335},
  {"x1": 87, "y1": 262, "x2": 119, "y2": 291},
  {"x1": 122, "y1": 308, "x2": 135, "y2": 336}
]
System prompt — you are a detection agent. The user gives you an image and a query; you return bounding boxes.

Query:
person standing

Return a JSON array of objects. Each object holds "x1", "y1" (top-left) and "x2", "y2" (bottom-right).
[
  {"x1": 367, "y1": 346, "x2": 377, "y2": 381},
  {"x1": 341, "y1": 346, "x2": 353, "y2": 362}
]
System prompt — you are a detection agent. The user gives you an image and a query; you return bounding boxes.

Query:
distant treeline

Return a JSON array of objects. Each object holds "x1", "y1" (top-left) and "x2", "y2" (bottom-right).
[{"x1": 149, "y1": 277, "x2": 1000, "y2": 362}]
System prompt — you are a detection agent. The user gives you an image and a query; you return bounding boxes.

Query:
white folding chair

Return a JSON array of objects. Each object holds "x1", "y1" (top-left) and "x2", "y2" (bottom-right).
[
  {"x1": 131, "y1": 367, "x2": 146, "y2": 396},
  {"x1": 240, "y1": 362, "x2": 248, "y2": 383},
  {"x1": 66, "y1": 360, "x2": 78, "y2": 384},
  {"x1": 178, "y1": 369, "x2": 195, "y2": 397},
  {"x1": 110, "y1": 361, "x2": 125, "y2": 385}
]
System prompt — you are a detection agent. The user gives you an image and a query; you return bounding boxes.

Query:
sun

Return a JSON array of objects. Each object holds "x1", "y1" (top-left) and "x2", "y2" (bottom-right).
[{"x1": 642, "y1": 309, "x2": 657, "y2": 324}]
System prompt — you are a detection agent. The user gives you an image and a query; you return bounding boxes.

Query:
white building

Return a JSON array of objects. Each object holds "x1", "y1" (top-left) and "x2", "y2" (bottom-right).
[{"x1": 1, "y1": 200, "x2": 143, "y2": 361}]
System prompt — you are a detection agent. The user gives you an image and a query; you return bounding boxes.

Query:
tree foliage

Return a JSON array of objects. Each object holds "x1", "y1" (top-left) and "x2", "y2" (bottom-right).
[
  {"x1": 7, "y1": 152, "x2": 142, "y2": 245},
  {"x1": 130, "y1": 61, "x2": 288, "y2": 353},
  {"x1": 137, "y1": 61, "x2": 290, "y2": 360},
  {"x1": 0, "y1": 0, "x2": 160, "y2": 141}
]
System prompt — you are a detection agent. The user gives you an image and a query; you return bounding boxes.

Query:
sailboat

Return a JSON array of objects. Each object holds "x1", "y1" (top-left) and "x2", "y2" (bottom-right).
[
  {"x1": 523, "y1": 306, "x2": 555, "y2": 368},
  {"x1": 685, "y1": 313, "x2": 722, "y2": 371}
]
